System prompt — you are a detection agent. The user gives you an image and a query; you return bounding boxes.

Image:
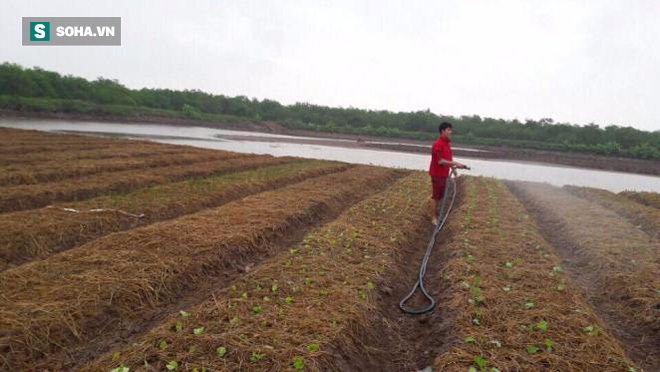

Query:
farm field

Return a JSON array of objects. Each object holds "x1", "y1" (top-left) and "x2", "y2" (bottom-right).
[{"x1": 0, "y1": 128, "x2": 657, "y2": 371}]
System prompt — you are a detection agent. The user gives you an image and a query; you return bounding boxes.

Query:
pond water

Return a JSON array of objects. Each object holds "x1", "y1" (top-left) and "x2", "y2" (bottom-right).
[{"x1": 1, "y1": 118, "x2": 658, "y2": 193}]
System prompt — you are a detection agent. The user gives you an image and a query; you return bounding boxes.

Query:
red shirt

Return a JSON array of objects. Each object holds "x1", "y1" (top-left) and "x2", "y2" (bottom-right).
[{"x1": 429, "y1": 135, "x2": 452, "y2": 176}]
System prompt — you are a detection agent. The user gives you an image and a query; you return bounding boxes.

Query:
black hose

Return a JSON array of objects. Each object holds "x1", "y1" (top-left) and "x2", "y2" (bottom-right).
[{"x1": 399, "y1": 168, "x2": 458, "y2": 315}]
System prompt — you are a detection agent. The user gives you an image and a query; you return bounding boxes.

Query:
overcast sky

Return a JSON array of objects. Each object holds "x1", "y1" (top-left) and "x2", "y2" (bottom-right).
[{"x1": 2, "y1": 0, "x2": 659, "y2": 131}]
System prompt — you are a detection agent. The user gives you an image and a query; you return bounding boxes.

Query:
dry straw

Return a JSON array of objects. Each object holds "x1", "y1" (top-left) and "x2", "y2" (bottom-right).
[
  {"x1": 0, "y1": 160, "x2": 349, "y2": 270},
  {"x1": 0, "y1": 166, "x2": 400, "y2": 371},
  {"x1": 508, "y1": 180, "x2": 658, "y2": 370}
]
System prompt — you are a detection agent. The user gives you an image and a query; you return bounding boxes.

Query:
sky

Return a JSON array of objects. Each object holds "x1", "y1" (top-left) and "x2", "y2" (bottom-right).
[{"x1": 2, "y1": 0, "x2": 659, "y2": 131}]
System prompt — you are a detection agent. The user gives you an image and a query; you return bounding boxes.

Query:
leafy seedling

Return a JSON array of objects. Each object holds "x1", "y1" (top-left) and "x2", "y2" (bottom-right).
[
  {"x1": 193, "y1": 327, "x2": 205, "y2": 335},
  {"x1": 174, "y1": 321, "x2": 183, "y2": 332},
  {"x1": 306, "y1": 343, "x2": 320, "y2": 352},
  {"x1": 293, "y1": 356, "x2": 304, "y2": 370},
  {"x1": 216, "y1": 346, "x2": 227, "y2": 357},
  {"x1": 253, "y1": 305, "x2": 263, "y2": 314},
  {"x1": 544, "y1": 338, "x2": 555, "y2": 351},
  {"x1": 535, "y1": 320, "x2": 548, "y2": 332},
  {"x1": 583, "y1": 325, "x2": 600, "y2": 336},
  {"x1": 159, "y1": 339, "x2": 169, "y2": 350},
  {"x1": 552, "y1": 265, "x2": 564, "y2": 273},
  {"x1": 504, "y1": 262, "x2": 513, "y2": 268},
  {"x1": 474, "y1": 355, "x2": 487, "y2": 369},
  {"x1": 166, "y1": 360, "x2": 178, "y2": 370},
  {"x1": 526, "y1": 345, "x2": 539, "y2": 355},
  {"x1": 366, "y1": 281, "x2": 376, "y2": 289},
  {"x1": 111, "y1": 365, "x2": 129, "y2": 372},
  {"x1": 464, "y1": 336, "x2": 476, "y2": 343},
  {"x1": 525, "y1": 301, "x2": 535, "y2": 309},
  {"x1": 250, "y1": 351, "x2": 266, "y2": 362},
  {"x1": 285, "y1": 296, "x2": 294, "y2": 304},
  {"x1": 179, "y1": 310, "x2": 191, "y2": 317}
]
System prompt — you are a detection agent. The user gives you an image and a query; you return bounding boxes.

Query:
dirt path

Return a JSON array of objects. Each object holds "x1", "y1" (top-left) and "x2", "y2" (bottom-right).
[{"x1": 507, "y1": 181, "x2": 660, "y2": 370}]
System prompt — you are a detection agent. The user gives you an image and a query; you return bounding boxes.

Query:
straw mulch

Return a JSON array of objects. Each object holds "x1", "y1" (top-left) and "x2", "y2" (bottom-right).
[
  {"x1": 0, "y1": 166, "x2": 400, "y2": 371},
  {"x1": 83, "y1": 172, "x2": 431, "y2": 372},
  {"x1": 619, "y1": 190, "x2": 660, "y2": 210},
  {"x1": 430, "y1": 177, "x2": 637, "y2": 371},
  {"x1": 565, "y1": 185, "x2": 660, "y2": 241},
  {"x1": 0, "y1": 161, "x2": 349, "y2": 271},
  {"x1": 507, "y1": 180, "x2": 659, "y2": 370},
  {"x1": 0, "y1": 151, "x2": 242, "y2": 186},
  {"x1": 0, "y1": 155, "x2": 295, "y2": 213}
]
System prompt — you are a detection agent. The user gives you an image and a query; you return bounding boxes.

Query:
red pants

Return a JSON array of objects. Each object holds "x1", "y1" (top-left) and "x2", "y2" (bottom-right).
[{"x1": 431, "y1": 175, "x2": 447, "y2": 200}]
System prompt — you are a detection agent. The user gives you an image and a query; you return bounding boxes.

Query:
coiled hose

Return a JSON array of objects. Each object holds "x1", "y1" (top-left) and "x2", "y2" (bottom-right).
[{"x1": 399, "y1": 168, "x2": 458, "y2": 315}]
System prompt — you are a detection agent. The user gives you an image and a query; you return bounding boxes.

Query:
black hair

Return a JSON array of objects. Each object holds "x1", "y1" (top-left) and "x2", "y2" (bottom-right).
[{"x1": 439, "y1": 122, "x2": 453, "y2": 133}]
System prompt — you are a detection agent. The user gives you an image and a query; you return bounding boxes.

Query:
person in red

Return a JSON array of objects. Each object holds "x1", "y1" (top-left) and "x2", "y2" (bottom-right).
[{"x1": 429, "y1": 122, "x2": 468, "y2": 225}]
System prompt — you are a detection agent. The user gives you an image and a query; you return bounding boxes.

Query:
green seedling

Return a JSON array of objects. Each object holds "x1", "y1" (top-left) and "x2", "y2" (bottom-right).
[
  {"x1": 474, "y1": 355, "x2": 487, "y2": 369},
  {"x1": 552, "y1": 265, "x2": 564, "y2": 273},
  {"x1": 461, "y1": 281, "x2": 471, "y2": 290},
  {"x1": 464, "y1": 336, "x2": 476, "y2": 343},
  {"x1": 357, "y1": 289, "x2": 367, "y2": 300},
  {"x1": 253, "y1": 305, "x2": 263, "y2": 314},
  {"x1": 193, "y1": 327, "x2": 205, "y2": 335},
  {"x1": 159, "y1": 339, "x2": 169, "y2": 350},
  {"x1": 525, "y1": 301, "x2": 534, "y2": 309},
  {"x1": 271, "y1": 284, "x2": 279, "y2": 292},
  {"x1": 293, "y1": 356, "x2": 305, "y2": 370},
  {"x1": 544, "y1": 338, "x2": 555, "y2": 351},
  {"x1": 179, "y1": 310, "x2": 191, "y2": 317},
  {"x1": 111, "y1": 364, "x2": 129, "y2": 372},
  {"x1": 174, "y1": 321, "x2": 183, "y2": 332},
  {"x1": 535, "y1": 320, "x2": 548, "y2": 331},
  {"x1": 250, "y1": 351, "x2": 266, "y2": 362},
  {"x1": 583, "y1": 325, "x2": 600, "y2": 335},
  {"x1": 504, "y1": 262, "x2": 513, "y2": 268},
  {"x1": 366, "y1": 281, "x2": 376, "y2": 289},
  {"x1": 306, "y1": 343, "x2": 320, "y2": 352},
  {"x1": 216, "y1": 346, "x2": 227, "y2": 357},
  {"x1": 166, "y1": 360, "x2": 178, "y2": 370},
  {"x1": 525, "y1": 345, "x2": 539, "y2": 355},
  {"x1": 285, "y1": 296, "x2": 294, "y2": 304}
]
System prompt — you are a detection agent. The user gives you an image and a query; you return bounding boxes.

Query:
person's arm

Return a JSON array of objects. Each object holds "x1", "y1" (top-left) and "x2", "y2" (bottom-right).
[{"x1": 438, "y1": 158, "x2": 467, "y2": 168}]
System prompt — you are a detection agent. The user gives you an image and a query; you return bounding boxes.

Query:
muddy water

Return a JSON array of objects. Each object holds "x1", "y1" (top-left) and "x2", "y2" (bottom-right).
[{"x1": 1, "y1": 118, "x2": 659, "y2": 192}]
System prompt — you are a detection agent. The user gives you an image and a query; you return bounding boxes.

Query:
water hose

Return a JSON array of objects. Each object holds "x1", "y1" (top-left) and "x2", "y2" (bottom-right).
[{"x1": 399, "y1": 167, "x2": 460, "y2": 315}]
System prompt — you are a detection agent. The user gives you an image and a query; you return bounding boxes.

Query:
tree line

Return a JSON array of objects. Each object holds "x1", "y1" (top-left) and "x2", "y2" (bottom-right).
[{"x1": 1, "y1": 62, "x2": 658, "y2": 159}]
